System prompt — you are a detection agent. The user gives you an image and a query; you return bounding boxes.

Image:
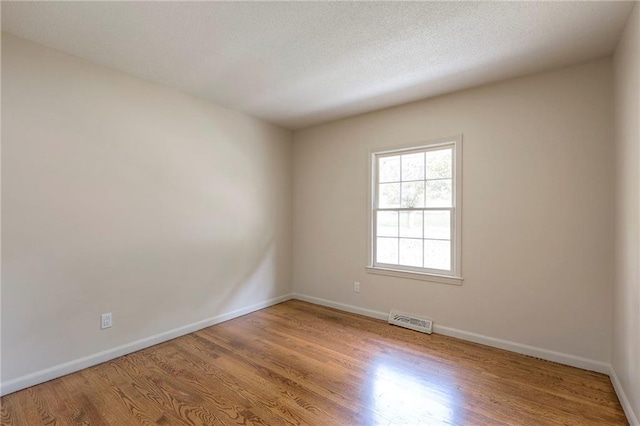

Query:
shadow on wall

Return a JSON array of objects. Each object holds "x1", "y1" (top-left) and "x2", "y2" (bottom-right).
[
  {"x1": 1, "y1": 228, "x2": 284, "y2": 382},
  {"x1": 72, "y1": 231, "x2": 282, "y2": 337}
]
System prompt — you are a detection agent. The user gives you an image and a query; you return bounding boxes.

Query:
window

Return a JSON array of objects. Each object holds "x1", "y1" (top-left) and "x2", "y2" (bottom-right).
[{"x1": 367, "y1": 136, "x2": 462, "y2": 284}]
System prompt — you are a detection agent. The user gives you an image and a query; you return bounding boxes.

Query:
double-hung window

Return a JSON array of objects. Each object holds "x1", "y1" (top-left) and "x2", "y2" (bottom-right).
[{"x1": 369, "y1": 136, "x2": 462, "y2": 284}]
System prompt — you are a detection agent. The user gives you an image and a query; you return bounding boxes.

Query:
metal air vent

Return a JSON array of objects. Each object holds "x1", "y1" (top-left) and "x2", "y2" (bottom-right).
[{"x1": 388, "y1": 310, "x2": 433, "y2": 334}]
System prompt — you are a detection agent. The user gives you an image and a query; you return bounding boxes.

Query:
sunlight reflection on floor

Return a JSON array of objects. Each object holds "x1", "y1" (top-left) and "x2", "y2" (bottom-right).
[{"x1": 370, "y1": 358, "x2": 459, "y2": 425}]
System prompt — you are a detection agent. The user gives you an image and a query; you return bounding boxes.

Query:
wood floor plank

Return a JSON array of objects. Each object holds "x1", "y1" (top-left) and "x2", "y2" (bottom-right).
[
  {"x1": 190, "y1": 330, "x2": 370, "y2": 425},
  {"x1": 0, "y1": 300, "x2": 628, "y2": 425},
  {"x1": 166, "y1": 340, "x2": 299, "y2": 426}
]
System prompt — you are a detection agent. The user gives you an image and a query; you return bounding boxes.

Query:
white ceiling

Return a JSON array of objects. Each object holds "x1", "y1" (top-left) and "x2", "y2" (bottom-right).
[{"x1": 1, "y1": 2, "x2": 635, "y2": 129}]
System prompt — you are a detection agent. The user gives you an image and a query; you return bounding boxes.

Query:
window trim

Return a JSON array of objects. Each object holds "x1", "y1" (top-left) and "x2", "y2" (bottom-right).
[{"x1": 366, "y1": 135, "x2": 463, "y2": 285}]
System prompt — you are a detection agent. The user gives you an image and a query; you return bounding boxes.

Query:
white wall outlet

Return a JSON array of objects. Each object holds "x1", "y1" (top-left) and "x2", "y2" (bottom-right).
[
  {"x1": 354, "y1": 281, "x2": 360, "y2": 293},
  {"x1": 101, "y1": 313, "x2": 112, "y2": 329}
]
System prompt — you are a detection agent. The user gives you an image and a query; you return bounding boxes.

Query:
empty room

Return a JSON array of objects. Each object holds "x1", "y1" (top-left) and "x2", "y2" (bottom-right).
[{"x1": 1, "y1": 1, "x2": 639, "y2": 425}]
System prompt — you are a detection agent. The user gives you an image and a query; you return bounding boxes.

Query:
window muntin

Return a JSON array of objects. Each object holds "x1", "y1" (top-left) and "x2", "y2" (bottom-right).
[{"x1": 372, "y1": 140, "x2": 460, "y2": 277}]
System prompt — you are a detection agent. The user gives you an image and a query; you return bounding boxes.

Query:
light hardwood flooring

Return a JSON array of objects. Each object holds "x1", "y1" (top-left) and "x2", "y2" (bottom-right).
[{"x1": 0, "y1": 300, "x2": 628, "y2": 425}]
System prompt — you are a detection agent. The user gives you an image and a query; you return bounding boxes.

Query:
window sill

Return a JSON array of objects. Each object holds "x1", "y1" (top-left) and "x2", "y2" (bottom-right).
[{"x1": 365, "y1": 266, "x2": 463, "y2": 286}]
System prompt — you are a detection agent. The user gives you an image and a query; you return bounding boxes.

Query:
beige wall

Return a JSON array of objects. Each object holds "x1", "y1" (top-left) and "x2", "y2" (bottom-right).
[
  {"x1": 1, "y1": 33, "x2": 293, "y2": 382},
  {"x1": 613, "y1": 4, "x2": 640, "y2": 423},
  {"x1": 293, "y1": 59, "x2": 614, "y2": 363}
]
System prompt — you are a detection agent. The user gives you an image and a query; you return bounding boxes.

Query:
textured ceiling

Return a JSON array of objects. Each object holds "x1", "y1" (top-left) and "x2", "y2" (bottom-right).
[{"x1": 1, "y1": 2, "x2": 635, "y2": 129}]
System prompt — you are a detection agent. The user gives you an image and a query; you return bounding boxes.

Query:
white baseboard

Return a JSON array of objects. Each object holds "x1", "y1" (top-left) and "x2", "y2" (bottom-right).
[
  {"x1": 0, "y1": 293, "x2": 294, "y2": 396},
  {"x1": 610, "y1": 367, "x2": 640, "y2": 426},
  {"x1": 432, "y1": 324, "x2": 610, "y2": 374},
  {"x1": 291, "y1": 293, "x2": 610, "y2": 374},
  {"x1": 293, "y1": 293, "x2": 389, "y2": 321}
]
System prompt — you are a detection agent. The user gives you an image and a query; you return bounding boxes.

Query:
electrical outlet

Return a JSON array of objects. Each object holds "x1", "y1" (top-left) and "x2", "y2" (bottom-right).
[
  {"x1": 354, "y1": 281, "x2": 360, "y2": 293},
  {"x1": 101, "y1": 313, "x2": 112, "y2": 329}
]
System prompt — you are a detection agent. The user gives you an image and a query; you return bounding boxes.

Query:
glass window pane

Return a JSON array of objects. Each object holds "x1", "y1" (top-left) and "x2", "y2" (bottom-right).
[
  {"x1": 401, "y1": 152, "x2": 425, "y2": 181},
  {"x1": 425, "y1": 179, "x2": 452, "y2": 207},
  {"x1": 377, "y1": 237, "x2": 398, "y2": 264},
  {"x1": 424, "y1": 240, "x2": 451, "y2": 270},
  {"x1": 400, "y1": 239, "x2": 422, "y2": 267},
  {"x1": 379, "y1": 156, "x2": 400, "y2": 183},
  {"x1": 424, "y1": 211, "x2": 450, "y2": 240},
  {"x1": 401, "y1": 181, "x2": 425, "y2": 208},
  {"x1": 379, "y1": 183, "x2": 401, "y2": 208},
  {"x1": 399, "y1": 211, "x2": 423, "y2": 238},
  {"x1": 377, "y1": 211, "x2": 398, "y2": 237},
  {"x1": 426, "y1": 148, "x2": 452, "y2": 179}
]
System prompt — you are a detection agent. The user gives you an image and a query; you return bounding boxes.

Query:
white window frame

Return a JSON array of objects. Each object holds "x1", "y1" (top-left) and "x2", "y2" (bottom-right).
[{"x1": 366, "y1": 135, "x2": 463, "y2": 285}]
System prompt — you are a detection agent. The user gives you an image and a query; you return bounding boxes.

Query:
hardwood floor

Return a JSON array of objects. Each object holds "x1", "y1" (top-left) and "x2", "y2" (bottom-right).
[{"x1": 0, "y1": 300, "x2": 628, "y2": 425}]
